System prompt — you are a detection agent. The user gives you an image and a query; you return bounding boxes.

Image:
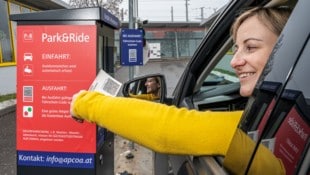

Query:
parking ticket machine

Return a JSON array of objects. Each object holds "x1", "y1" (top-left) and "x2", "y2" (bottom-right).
[{"x1": 11, "y1": 7, "x2": 119, "y2": 175}]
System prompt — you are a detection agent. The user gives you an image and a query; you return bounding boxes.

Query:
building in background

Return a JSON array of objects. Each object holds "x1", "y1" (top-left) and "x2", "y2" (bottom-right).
[
  {"x1": 0, "y1": 0, "x2": 69, "y2": 95},
  {"x1": 117, "y1": 21, "x2": 206, "y2": 61},
  {"x1": 1, "y1": 0, "x2": 217, "y2": 95}
]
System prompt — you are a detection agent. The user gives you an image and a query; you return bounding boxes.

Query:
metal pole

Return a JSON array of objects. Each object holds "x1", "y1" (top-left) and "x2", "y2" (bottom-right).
[
  {"x1": 128, "y1": 0, "x2": 134, "y2": 80},
  {"x1": 171, "y1": 6, "x2": 174, "y2": 22},
  {"x1": 133, "y1": 0, "x2": 140, "y2": 77},
  {"x1": 175, "y1": 31, "x2": 179, "y2": 59},
  {"x1": 128, "y1": 0, "x2": 136, "y2": 150},
  {"x1": 185, "y1": 0, "x2": 189, "y2": 22},
  {"x1": 200, "y1": 7, "x2": 204, "y2": 21}
]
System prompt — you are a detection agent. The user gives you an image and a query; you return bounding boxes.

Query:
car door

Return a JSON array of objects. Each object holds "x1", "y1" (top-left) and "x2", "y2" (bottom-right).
[
  {"x1": 258, "y1": 49, "x2": 310, "y2": 174},
  {"x1": 167, "y1": 0, "x2": 270, "y2": 174},
  {"x1": 167, "y1": 0, "x2": 301, "y2": 174},
  {"x1": 121, "y1": 0, "x2": 301, "y2": 174},
  {"x1": 236, "y1": 0, "x2": 309, "y2": 173},
  {"x1": 244, "y1": 0, "x2": 310, "y2": 172}
]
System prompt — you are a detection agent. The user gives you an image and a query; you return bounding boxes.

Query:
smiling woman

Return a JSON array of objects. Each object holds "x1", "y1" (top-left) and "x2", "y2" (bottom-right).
[
  {"x1": 231, "y1": 16, "x2": 278, "y2": 97},
  {"x1": 230, "y1": 7, "x2": 291, "y2": 97}
]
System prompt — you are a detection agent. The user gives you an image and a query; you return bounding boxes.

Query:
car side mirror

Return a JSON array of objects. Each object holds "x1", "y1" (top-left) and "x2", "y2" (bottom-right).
[{"x1": 122, "y1": 74, "x2": 167, "y2": 103}]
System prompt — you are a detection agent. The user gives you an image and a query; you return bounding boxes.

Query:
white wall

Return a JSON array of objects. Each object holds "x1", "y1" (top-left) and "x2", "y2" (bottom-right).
[{"x1": 0, "y1": 66, "x2": 16, "y2": 95}]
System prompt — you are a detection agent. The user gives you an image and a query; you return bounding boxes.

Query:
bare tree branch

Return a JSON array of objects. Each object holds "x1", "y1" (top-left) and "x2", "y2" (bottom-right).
[{"x1": 69, "y1": 0, "x2": 125, "y2": 19}]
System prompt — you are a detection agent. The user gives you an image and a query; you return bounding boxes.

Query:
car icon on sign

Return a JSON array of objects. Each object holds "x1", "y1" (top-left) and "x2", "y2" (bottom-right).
[{"x1": 24, "y1": 53, "x2": 33, "y2": 61}]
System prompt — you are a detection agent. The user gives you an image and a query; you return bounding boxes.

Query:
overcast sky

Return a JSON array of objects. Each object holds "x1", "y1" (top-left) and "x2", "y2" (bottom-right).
[{"x1": 120, "y1": 0, "x2": 229, "y2": 22}]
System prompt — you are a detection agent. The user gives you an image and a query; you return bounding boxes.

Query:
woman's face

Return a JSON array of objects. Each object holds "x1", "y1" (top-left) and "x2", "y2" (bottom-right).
[
  {"x1": 230, "y1": 16, "x2": 278, "y2": 97},
  {"x1": 145, "y1": 77, "x2": 160, "y2": 94}
]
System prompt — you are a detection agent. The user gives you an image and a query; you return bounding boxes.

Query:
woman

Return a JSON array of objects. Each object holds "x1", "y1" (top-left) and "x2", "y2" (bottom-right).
[
  {"x1": 145, "y1": 76, "x2": 161, "y2": 98},
  {"x1": 129, "y1": 76, "x2": 161, "y2": 101},
  {"x1": 70, "y1": 7, "x2": 291, "y2": 174},
  {"x1": 230, "y1": 7, "x2": 289, "y2": 97}
]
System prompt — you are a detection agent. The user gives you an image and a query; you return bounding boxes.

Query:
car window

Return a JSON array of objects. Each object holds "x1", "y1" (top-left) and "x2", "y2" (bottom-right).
[
  {"x1": 192, "y1": 42, "x2": 247, "y2": 112},
  {"x1": 204, "y1": 47, "x2": 237, "y2": 86},
  {"x1": 239, "y1": 0, "x2": 308, "y2": 134},
  {"x1": 241, "y1": 1, "x2": 309, "y2": 173},
  {"x1": 257, "y1": 39, "x2": 310, "y2": 175}
]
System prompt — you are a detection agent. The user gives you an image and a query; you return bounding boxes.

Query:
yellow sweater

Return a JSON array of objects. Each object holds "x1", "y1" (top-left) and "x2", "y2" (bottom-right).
[
  {"x1": 129, "y1": 93, "x2": 159, "y2": 101},
  {"x1": 71, "y1": 91, "x2": 285, "y2": 174}
]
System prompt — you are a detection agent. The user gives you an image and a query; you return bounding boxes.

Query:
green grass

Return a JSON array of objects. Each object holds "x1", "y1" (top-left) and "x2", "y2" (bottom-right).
[{"x1": 0, "y1": 93, "x2": 16, "y2": 103}]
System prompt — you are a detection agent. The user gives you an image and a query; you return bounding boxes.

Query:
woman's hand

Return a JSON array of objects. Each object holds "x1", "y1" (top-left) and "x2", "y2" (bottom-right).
[{"x1": 70, "y1": 90, "x2": 87, "y2": 123}]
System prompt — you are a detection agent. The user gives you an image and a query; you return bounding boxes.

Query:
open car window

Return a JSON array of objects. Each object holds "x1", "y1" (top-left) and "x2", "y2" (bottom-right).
[
  {"x1": 251, "y1": 35, "x2": 310, "y2": 175},
  {"x1": 192, "y1": 40, "x2": 247, "y2": 112},
  {"x1": 168, "y1": 0, "x2": 304, "y2": 174},
  {"x1": 190, "y1": 0, "x2": 305, "y2": 174},
  {"x1": 203, "y1": 47, "x2": 237, "y2": 87},
  {"x1": 239, "y1": 1, "x2": 309, "y2": 174}
]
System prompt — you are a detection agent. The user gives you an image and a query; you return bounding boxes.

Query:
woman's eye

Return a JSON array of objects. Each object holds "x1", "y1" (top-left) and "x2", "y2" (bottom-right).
[{"x1": 245, "y1": 46, "x2": 256, "y2": 52}]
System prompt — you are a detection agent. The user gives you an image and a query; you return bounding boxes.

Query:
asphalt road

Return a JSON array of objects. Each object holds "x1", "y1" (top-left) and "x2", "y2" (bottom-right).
[
  {"x1": 0, "y1": 104, "x2": 16, "y2": 175},
  {"x1": 0, "y1": 58, "x2": 189, "y2": 175}
]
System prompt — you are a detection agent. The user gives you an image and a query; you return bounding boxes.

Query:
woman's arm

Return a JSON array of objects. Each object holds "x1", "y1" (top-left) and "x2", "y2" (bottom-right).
[
  {"x1": 223, "y1": 129, "x2": 285, "y2": 174},
  {"x1": 129, "y1": 93, "x2": 159, "y2": 101},
  {"x1": 71, "y1": 91, "x2": 242, "y2": 156}
]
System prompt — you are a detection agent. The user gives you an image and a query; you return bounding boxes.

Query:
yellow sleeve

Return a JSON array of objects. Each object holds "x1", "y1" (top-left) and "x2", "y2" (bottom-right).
[
  {"x1": 223, "y1": 129, "x2": 285, "y2": 175},
  {"x1": 129, "y1": 93, "x2": 159, "y2": 101},
  {"x1": 72, "y1": 91, "x2": 242, "y2": 155}
]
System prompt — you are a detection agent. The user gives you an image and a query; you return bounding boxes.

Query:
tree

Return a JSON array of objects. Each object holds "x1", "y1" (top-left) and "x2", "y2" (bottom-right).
[{"x1": 69, "y1": 0, "x2": 125, "y2": 19}]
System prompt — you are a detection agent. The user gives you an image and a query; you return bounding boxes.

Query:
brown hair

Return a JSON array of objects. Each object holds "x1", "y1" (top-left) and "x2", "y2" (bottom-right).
[{"x1": 231, "y1": 7, "x2": 292, "y2": 41}]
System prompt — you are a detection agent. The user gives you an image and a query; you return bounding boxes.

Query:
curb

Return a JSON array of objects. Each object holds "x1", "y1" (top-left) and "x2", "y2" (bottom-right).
[{"x1": 0, "y1": 100, "x2": 16, "y2": 117}]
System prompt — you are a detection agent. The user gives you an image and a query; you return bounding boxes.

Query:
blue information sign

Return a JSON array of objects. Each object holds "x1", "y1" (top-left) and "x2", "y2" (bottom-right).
[
  {"x1": 120, "y1": 29, "x2": 143, "y2": 65},
  {"x1": 17, "y1": 151, "x2": 94, "y2": 169}
]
